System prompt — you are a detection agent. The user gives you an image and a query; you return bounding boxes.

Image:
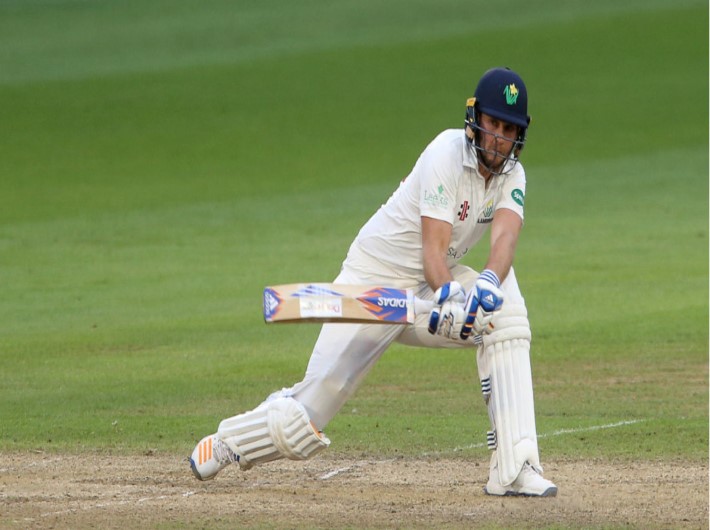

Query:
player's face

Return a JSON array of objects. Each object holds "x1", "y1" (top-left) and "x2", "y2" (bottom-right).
[{"x1": 477, "y1": 113, "x2": 520, "y2": 173}]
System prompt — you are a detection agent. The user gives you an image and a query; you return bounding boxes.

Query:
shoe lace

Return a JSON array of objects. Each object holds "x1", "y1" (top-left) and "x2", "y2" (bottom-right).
[{"x1": 213, "y1": 438, "x2": 239, "y2": 466}]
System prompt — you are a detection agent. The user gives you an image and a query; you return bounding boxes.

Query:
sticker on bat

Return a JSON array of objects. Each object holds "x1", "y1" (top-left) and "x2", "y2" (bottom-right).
[
  {"x1": 299, "y1": 297, "x2": 343, "y2": 319},
  {"x1": 356, "y1": 287, "x2": 410, "y2": 322},
  {"x1": 263, "y1": 288, "x2": 283, "y2": 321}
]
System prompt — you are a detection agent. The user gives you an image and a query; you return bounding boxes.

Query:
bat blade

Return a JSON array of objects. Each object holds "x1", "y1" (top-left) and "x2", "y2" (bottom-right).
[{"x1": 263, "y1": 283, "x2": 432, "y2": 324}]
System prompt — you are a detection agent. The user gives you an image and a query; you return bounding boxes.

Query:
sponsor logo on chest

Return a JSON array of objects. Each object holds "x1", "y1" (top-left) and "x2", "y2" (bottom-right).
[
  {"x1": 457, "y1": 198, "x2": 494, "y2": 224},
  {"x1": 458, "y1": 200, "x2": 470, "y2": 221},
  {"x1": 424, "y1": 184, "x2": 449, "y2": 208}
]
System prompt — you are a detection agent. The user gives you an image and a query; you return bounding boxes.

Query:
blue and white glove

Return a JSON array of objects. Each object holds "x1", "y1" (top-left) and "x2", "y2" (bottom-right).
[
  {"x1": 427, "y1": 281, "x2": 466, "y2": 339},
  {"x1": 460, "y1": 270, "x2": 504, "y2": 341}
]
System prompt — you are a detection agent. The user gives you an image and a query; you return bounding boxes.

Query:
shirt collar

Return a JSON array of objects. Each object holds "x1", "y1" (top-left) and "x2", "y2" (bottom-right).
[{"x1": 462, "y1": 131, "x2": 479, "y2": 170}]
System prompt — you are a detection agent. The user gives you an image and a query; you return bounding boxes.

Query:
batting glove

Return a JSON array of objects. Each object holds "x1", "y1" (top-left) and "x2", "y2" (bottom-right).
[
  {"x1": 460, "y1": 270, "x2": 504, "y2": 340},
  {"x1": 428, "y1": 281, "x2": 467, "y2": 339}
]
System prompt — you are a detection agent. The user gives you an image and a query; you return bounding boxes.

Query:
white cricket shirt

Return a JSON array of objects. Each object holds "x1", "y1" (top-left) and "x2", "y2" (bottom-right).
[{"x1": 348, "y1": 129, "x2": 526, "y2": 282}]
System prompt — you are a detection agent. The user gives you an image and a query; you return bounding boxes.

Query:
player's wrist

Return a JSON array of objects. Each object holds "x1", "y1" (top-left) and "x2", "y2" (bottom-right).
[{"x1": 478, "y1": 269, "x2": 500, "y2": 288}]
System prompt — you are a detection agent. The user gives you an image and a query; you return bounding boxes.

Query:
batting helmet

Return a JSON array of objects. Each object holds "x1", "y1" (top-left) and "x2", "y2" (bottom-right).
[{"x1": 465, "y1": 67, "x2": 530, "y2": 174}]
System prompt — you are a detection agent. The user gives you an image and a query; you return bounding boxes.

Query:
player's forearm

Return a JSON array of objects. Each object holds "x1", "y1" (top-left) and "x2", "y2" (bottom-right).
[
  {"x1": 485, "y1": 209, "x2": 522, "y2": 284},
  {"x1": 484, "y1": 231, "x2": 517, "y2": 283},
  {"x1": 421, "y1": 216, "x2": 455, "y2": 291},
  {"x1": 423, "y1": 251, "x2": 454, "y2": 291}
]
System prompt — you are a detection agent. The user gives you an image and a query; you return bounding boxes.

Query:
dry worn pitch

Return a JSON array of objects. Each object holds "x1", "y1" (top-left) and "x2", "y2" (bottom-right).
[{"x1": 1, "y1": 452, "x2": 707, "y2": 529}]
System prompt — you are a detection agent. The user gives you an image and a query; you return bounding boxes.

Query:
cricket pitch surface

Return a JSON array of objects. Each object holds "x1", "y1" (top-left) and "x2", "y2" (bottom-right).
[{"x1": 1, "y1": 452, "x2": 707, "y2": 529}]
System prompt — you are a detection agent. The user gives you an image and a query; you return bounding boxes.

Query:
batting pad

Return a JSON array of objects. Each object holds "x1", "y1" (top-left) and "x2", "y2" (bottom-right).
[
  {"x1": 478, "y1": 304, "x2": 541, "y2": 487},
  {"x1": 218, "y1": 397, "x2": 330, "y2": 470}
]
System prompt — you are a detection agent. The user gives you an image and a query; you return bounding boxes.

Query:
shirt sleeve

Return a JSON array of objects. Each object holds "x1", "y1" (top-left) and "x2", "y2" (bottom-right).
[
  {"x1": 495, "y1": 165, "x2": 527, "y2": 221},
  {"x1": 416, "y1": 133, "x2": 460, "y2": 225}
]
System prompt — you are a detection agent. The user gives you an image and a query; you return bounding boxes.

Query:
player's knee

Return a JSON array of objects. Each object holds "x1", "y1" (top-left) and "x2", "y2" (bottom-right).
[{"x1": 487, "y1": 302, "x2": 530, "y2": 344}]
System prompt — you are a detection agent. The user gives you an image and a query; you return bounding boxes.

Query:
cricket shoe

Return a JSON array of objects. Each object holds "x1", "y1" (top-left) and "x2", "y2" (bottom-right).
[
  {"x1": 485, "y1": 460, "x2": 558, "y2": 497},
  {"x1": 189, "y1": 433, "x2": 240, "y2": 481}
]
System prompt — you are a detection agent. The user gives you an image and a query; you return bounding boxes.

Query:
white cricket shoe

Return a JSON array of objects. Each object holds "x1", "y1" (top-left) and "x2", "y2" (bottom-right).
[
  {"x1": 189, "y1": 433, "x2": 240, "y2": 481},
  {"x1": 485, "y1": 460, "x2": 558, "y2": 497}
]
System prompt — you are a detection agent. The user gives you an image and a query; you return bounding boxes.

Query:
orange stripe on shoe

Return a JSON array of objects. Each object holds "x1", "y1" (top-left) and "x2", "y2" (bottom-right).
[{"x1": 310, "y1": 421, "x2": 324, "y2": 438}]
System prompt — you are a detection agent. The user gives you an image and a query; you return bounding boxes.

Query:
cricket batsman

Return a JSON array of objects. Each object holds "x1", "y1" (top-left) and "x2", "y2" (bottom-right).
[{"x1": 190, "y1": 67, "x2": 558, "y2": 497}]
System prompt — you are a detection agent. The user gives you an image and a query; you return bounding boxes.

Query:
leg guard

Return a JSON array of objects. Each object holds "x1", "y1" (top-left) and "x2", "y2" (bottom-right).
[
  {"x1": 477, "y1": 302, "x2": 541, "y2": 487},
  {"x1": 217, "y1": 396, "x2": 330, "y2": 470}
]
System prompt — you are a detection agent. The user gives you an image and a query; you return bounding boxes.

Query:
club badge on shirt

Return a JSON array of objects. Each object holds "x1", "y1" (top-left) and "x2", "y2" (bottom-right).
[{"x1": 477, "y1": 199, "x2": 494, "y2": 224}]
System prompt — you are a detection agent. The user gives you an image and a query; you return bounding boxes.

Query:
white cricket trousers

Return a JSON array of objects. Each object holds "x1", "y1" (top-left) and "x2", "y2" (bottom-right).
[{"x1": 285, "y1": 246, "x2": 525, "y2": 430}]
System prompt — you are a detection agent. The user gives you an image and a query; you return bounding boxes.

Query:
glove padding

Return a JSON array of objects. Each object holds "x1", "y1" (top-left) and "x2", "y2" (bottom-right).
[
  {"x1": 427, "y1": 281, "x2": 466, "y2": 339},
  {"x1": 460, "y1": 270, "x2": 504, "y2": 340}
]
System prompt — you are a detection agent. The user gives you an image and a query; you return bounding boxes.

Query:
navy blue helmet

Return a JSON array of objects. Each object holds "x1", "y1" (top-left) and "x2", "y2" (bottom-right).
[{"x1": 465, "y1": 67, "x2": 530, "y2": 174}]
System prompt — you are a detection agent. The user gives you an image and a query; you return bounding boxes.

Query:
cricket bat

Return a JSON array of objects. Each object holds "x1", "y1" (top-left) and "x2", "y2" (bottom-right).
[{"x1": 263, "y1": 283, "x2": 434, "y2": 324}]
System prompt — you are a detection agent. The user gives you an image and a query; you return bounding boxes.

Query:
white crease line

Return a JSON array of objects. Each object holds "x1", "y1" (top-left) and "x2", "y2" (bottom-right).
[
  {"x1": 426, "y1": 419, "x2": 646, "y2": 456},
  {"x1": 41, "y1": 491, "x2": 198, "y2": 517},
  {"x1": 41, "y1": 509, "x2": 76, "y2": 518},
  {"x1": 320, "y1": 466, "x2": 355, "y2": 480},
  {"x1": 538, "y1": 419, "x2": 644, "y2": 439},
  {"x1": 137, "y1": 495, "x2": 168, "y2": 503},
  {"x1": 318, "y1": 459, "x2": 395, "y2": 480},
  {"x1": 320, "y1": 420, "x2": 645, "y2": 477}
]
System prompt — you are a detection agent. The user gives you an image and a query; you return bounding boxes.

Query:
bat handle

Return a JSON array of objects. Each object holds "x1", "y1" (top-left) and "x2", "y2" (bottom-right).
[{"x1": 413, "y1": 297, "x2": 434, "y2": 316}]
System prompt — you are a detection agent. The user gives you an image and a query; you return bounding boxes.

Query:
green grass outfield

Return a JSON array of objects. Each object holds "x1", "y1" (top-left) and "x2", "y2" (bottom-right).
[{"x1": 0, "y1": 0, "x2": 707, "y2": 470}]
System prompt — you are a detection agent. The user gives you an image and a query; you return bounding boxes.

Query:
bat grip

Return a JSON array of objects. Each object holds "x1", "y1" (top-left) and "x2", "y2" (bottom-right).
[{"x1": 413, "y1": 297, "x2": 434, "y2": 316}]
